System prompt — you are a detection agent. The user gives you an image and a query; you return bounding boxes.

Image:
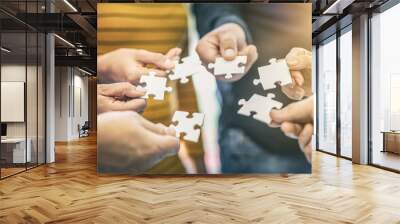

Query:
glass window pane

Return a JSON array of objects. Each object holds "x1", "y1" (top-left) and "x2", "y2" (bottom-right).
[
  {"x1": 318, "y1": 37, "x2": 337, "y2": 154},
  {"x1": 27, "y1": 31, "x2": 38, "y2": 169},
  {"x1": 1, "y1": 30, "x2": 28, "y2": 177},
  {"x1": 340, "y1": 29, "x2": 352, "y2": 158}
]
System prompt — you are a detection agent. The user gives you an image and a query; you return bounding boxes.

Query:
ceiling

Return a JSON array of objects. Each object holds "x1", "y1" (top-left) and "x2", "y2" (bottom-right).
[
  {"x1": 0, "y1": 0, "x2": 96, "y2": 14},
  {"x1": 311, "y1": 0, "x2": 392, "y2": 43},
  {"x1": 0, "y1": 0, "x2": 97, "y2": 73}
]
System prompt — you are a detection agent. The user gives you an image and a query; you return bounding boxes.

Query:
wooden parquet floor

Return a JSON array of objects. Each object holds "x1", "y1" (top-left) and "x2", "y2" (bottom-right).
[{"x1": 1, "y1": 135, "x2": 400, "y2": 224}]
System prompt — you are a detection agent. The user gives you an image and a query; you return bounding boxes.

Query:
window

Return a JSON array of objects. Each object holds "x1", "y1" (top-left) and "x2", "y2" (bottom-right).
[
  {"x1": 0, "y1": 1, "x2": 47, "y2": 179},
  {"x1": 339, "y1": 28, "x2": 352, "y2": 158},
  {"x1": 370, "y1": 3, "x2": 400, "y2": 171},
  {"x1": 317, "y1": 36, "x2": 337, "y2": 154}
]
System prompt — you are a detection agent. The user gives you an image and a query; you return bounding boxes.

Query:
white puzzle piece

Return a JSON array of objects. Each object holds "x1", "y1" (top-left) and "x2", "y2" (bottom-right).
[
  {"x1": 254, "y1": 58, "x2": 292, "y2": 90},
  {"x1": 238, "y1": 93, "x2": 283, "y2": 124},
  {"x1": 208, "y1": 56, "x2": 247, "y2": 79},
  {"x1": 138, "y1": 71, "x2": 172, "y2": 100},
  {"x1": 170, "y1": 111, "x2": 205, "y2": 142},
  {"x1": 168, "y1": 56, "x2": 204, "y2": 83}
]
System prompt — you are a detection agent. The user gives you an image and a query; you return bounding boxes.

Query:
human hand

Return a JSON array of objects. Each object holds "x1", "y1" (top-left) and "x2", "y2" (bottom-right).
[
  {"x1": 282, "y1": 47, "x2": 312, "y2": 100},
  {"x1": 269, "y1": 96, "x2": 314, "y2": 162},
  {"x1": 196, "y1": 23, "x2": 258, "y2": 82},
  {"x1": 97, "y1": 48, "x2": 182, "y2": 84},
  {"x1": 97, "y1": 82, "x2": 147, "y2": 114},
  {"x1": 97, "y1": 111, "x2": 180, "y2": 174}
]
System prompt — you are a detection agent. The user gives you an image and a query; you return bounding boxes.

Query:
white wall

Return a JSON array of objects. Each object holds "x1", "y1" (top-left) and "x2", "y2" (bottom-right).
[
  {"x1": 55, "y1": 67, "x2": 69, "y2": 141},
  {"x1": 73, "y1": 73, "x2": 89, "y2": 136},
  {"x1": 54, "y1": 67, "x2": 89, "y2": 141},
  {"x1": 1, "y1": 65, "x2": 30, "y2": 137}
]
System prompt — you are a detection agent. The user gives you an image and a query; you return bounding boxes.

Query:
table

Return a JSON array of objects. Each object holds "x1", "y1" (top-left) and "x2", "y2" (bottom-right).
[
  {"x1": 1, "y1": 138, "x2": 31, "y2": 164},
  {"x1": 381, "y1": 131, "x2": 400, "y2": 154}
]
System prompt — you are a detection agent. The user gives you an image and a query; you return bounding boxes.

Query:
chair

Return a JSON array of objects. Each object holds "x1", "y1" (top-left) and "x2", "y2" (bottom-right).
[{"x1": 79, "y1": 121, "x2": 90, "y2": 138}]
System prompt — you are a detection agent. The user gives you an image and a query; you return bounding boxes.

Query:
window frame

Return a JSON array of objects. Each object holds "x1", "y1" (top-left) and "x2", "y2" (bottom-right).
[{"x1": 315, "y1": 24, "x2": 353, "y2": 160}]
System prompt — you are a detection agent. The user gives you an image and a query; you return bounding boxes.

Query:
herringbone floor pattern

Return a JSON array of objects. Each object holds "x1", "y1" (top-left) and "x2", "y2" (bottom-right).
[{"x1": 1, "y1": 136, "x2": 400, "y2": 224}]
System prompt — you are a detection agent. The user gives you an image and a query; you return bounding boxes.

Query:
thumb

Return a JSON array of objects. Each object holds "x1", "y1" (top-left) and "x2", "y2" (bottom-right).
[
  {"x1": 270, "y1": 96, "x2": 314, "y2": 124},
  {"x1": 155, "y1": 134, "x2": 180, "y2": 157},
  {"x1": 100, "y1": 82, "x2": 145, "y2": 98},
  {"x1": 285, "y1": 48, "x2": 312, "y2": 70},
  {"x1": 218, "y1": 32, "x2": 238, "y2": 61},
  {"x1": 238, "y1": 45, "x2": 258, "y2": 72}
]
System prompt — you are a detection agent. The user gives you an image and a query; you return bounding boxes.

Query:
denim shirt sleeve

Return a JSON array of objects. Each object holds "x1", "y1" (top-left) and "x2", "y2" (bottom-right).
[{"x1": 192, "y1": 4, "x2": 253, "y2": 43}]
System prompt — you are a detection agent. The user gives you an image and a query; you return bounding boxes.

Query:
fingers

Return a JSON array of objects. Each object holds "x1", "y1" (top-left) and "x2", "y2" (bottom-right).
[
  {"x1": 280, "y1": 69, "x2": 305, "y2": 101},
  {"x1": 134, "y1": 49, "x2": 175, "y2": 70},
  {"x1": 165, "y1": 47, "x2": 182, "y2": 61},
  {"x1": 280, "y1": 121, "x2": 314, "y2": 163},
  {"x1": 298, "y1": 123, "x2": 313, "y2": 153},
  {"x1": 281, "y1": 122, "x2": 303, "y2": 139},
  {"x1": 111, "y1": 98, "x2": 147, "y2": 112},
  {"x1": 216, "y1": 44, "x2": 258, "y2": 82},
  {"x1": 134, "y1": 114, "x2": 179, "y2": 156},
  {"x1": 137, "y1": 116, "x2": 179, "y2": 155},
  {"x1": 218, "y1": 32, "x2": 238, "y2": 60},
  {"x1": 270, "y1": 96, "x2": 314, "y2": 124},
  {"x1": 125, "y1": 48, "x2": 179, "y2": 83},
  {"x1": 281, "y1": 84, "x2": 306, "y2": 101},
  {"x1": 99, "y1": 83, "x2": 146, "y2": 99},
  {"x1": 162, "y1": 124, "x2": 177, "y2": 136},
  {"x1": 123, "y1": 99, "x2": 147, "y2": 112},
  {"x1": 139, "y1": 120, "x2": 180, "y2": 157},
  {"x1": 154, "y1": 134, "x2": 180, "y2": 157},
  {"x1": 303, "y1": 143, "x2": 312, "y2": 163},
  {"x1": 196, "y1": 37, "x2": 220, "y2": 64},
  {"x1": 238, "y1": 44, "x2": 258, "y2": 72},
  {"x1": 155, "y1": 123, "x2": 176, "y2": 136},
  {"x1": 291, "y1": 70, "x2": 304, "y2": 86},
  {"x1": 135, "y1": 67, "x2": 168, "y2": 77},
  {"x1": 285, "y1": 47, "x2": 312, "y2": 71},
  {"x1": 137, "y1": 115, "x2": 175, "y2": 136},
  {"x1": 133, "y1": 127, "x2": 179, "y2": 169}
]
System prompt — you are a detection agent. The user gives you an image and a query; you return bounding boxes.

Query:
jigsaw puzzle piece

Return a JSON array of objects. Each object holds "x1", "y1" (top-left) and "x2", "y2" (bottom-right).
[
  {"x1": 238, "y1": 94, "x2": 267, "y2": 118},
  {"x1": 168, "y1": 56, "x2": 204, "y2": 84},
  {"x1": 182, "y1": 129, "x2": 201, "y2": 142},
  {"x1": 208, "y1": 56, "x2": 247, "y2": 79},
  {"x1": 254, "y1": 94, "x2": 283, "y2": 123},
  {"x1": 139, "y1": 72, "x2": 172, "y2": 100},
  {"x1": 170, "y1": 111, "x2": 205, "y2": 142},
  {"x1": 254, "y1": 58, "x2": 292, "y2": 90},
  {"x1": 237, "y1": 93, "x2": 283, "y2": 124}
]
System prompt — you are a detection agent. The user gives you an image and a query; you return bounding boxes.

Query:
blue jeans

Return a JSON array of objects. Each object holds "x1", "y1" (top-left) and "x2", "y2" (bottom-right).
[{"x1": 219, "y1": 128, "x2": 311, "y2": 173}]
